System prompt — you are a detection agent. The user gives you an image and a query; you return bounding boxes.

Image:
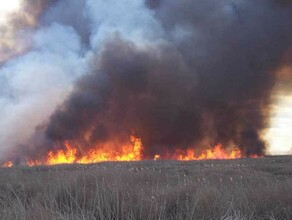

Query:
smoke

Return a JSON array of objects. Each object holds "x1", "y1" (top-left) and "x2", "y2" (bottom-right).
[
  {"x1": 0, "y1": 0, "x2": 57, "y2": 63},
  {"x1": 1, "y1": 0, "x2": 292, "y2": 162},
  {"x1": 0, "y1": 0, "x2": 87, "y2": 160},
  {"x1": 144, "y1": 0, "x2": 292, "y2": 156}
]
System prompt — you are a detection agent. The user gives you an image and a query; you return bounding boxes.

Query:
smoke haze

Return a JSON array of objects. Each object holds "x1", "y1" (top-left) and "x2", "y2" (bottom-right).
[{"x1": 1, "y1": 0, "x2": 292, "y2": 162}]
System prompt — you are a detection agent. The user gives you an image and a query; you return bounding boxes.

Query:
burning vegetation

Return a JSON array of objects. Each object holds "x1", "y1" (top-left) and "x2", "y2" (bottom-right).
[
  {"x1": 0, "y1": 0, "x2": 292, "y2": 166},
  {"x1": 2, "y1": 135, "x2": 260, "y2": 167}
]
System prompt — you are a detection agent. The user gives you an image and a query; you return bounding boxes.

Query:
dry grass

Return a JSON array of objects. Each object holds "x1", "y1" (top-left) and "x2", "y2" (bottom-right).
[{"x1": 0, "y1": 156, "x2": 291, "y2": 220}]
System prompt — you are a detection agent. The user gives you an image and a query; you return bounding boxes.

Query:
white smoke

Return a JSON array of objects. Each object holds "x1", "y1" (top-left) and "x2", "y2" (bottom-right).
[
  {"x1": 0, "y1": 23, "x2": 86, "y2": 159},
  {"x1": 1, "y1": 0, "x2": 291, "y2": 161},
  {"x1": 0, "y1": 0, "x2": 163, "y2": 160}
]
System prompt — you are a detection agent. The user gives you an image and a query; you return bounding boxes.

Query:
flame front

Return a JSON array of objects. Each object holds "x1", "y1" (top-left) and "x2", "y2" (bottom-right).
[
  {"x1": 173, "y1": 145, "x2": 242, "y2": 160},
  {"x1": 27, "y1": 136, "x2": 143, "y2": 166},
  {"x1": 1, "y1": 136, "x2": 261, "y2": 167}
]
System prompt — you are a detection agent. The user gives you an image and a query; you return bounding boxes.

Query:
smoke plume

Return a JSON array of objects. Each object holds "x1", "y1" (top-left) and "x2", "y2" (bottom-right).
[{"x1": 1, "y1": 0, "x2": 292, "y2": 162}]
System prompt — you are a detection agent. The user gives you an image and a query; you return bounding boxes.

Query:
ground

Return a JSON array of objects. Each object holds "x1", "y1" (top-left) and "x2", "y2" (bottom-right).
[{"x1": 0, "y1": 157, "x2": 291, "y2": 220}]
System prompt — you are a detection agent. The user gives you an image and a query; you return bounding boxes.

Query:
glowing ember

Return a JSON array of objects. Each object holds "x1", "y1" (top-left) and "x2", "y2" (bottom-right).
[
  {"x1": 250, "y1": 154, "x2": 261, "y2": 159},
  {"x1": 154, "y1": 154, "x2": 161, "y2": 160}
]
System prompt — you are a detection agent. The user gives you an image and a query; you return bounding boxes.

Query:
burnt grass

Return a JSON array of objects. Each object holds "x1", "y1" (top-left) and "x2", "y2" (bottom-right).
[{"x1": 0, "y1": 157, "x2": 291, "y2": 220}]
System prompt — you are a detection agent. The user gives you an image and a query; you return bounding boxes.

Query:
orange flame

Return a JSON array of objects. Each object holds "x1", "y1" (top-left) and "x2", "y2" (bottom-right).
[
  {"x1": 2, "y1": 161, "x2": 13, "y2": 168},
  {"x1": 27, "y1": 135, "x2": 143, "y2": 166},
  {"x1": 172, "y1": 144, "x2": 242, "y2": 160},
  {"x1": 154, "y1": 154, "x2": 161, "y2": 160},
  {"x1": 1, "y1": 136, "x2": 261, "y2": 167}
]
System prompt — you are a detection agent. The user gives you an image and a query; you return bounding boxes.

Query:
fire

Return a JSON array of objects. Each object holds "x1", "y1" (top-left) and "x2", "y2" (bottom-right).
[
  {"x1": 173, "y1": 144, "x2": 242, "y2": 161},
  {"x1": 154, "y1": 154, "x2": 161, "y2": 160},
  {"x1": 2, "y1": 136, "x2": 261, "y2": 167},
  {"x1": 2, "y1": 161, "x2": 13, "y2": 168},
  {"x1": 27, "y1": 135, "x2": 143, "y2": 166}
]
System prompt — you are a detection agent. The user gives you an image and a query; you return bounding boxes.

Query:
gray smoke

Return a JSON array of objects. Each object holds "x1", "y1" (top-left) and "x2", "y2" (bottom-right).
[{"x1": 1, "y1": 0, "x2": 292, "y2": 162}]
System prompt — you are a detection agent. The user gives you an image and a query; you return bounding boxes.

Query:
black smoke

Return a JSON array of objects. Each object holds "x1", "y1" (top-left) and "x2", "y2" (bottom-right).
[{"x1": 32, "y1": 0, "x2": 292, "y2": 158}]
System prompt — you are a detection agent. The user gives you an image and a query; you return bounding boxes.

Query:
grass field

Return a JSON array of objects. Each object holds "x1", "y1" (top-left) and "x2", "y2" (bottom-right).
[{"x1": 0, "y1": 157, "x2": 291, "y2": 220}]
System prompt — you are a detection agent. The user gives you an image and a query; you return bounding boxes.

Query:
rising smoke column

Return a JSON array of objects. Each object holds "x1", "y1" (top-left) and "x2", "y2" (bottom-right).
[
  {"x1": 145, "y1": 0, "x2": 292, "y2": 156},
  {"x1": 0, "y1": 0, "x2": 164, "y2": 162},
  {"x1": 0, "y1": 0, "x2": 87, "y2": 161},
  {"x1": 45, "y1": 0, "x2": 292, "y2": 158},
  {"x1": 1, "y1": 0, "x2": 292, "y2": 162}
]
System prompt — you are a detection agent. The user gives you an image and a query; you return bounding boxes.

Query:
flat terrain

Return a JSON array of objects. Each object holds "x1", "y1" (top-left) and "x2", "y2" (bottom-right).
[{"x1": 0, "y1": 157, "x2": 291, "y2": 220}]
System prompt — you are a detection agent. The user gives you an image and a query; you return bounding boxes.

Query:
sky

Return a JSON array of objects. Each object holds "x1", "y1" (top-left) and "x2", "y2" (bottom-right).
[{"x1": 266, "y1": 94, "x2": 292, "y2": 155}]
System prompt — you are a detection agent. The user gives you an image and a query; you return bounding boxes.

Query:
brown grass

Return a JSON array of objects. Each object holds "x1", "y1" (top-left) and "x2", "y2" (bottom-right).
[{"x1": 0, "y1": 156, "x2": 291, "y2": 220}]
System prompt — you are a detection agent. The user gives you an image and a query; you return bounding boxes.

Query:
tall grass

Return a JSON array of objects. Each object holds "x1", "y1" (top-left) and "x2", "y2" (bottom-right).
[{"x1": 0, "y1": 157, "x2": 291, "y2": 220}]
